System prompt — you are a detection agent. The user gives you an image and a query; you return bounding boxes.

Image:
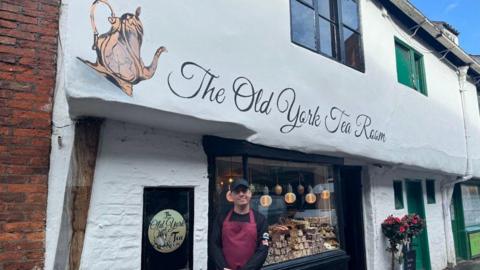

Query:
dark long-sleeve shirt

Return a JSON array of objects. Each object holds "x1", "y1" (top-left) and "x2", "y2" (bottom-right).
[{"x1": 209, "y1": 208, "x2": 269, "y2": 270}]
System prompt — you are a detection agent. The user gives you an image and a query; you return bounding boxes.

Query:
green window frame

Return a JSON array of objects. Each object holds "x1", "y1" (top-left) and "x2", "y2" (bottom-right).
[
  {"x1": 394, "y1": 38, "x2": 428, "y2": 96},
  {"x1": 393, "y1": 180, "x2": 404, "y2": 209},
  {"x1": 426, "y1": 179, "x2": 436, "y2": 204}
]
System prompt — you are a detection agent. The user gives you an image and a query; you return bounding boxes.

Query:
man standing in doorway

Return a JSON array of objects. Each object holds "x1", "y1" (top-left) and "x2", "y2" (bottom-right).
[{"x1": 210, "y1": 179, "x2": 269, "y2": 270}]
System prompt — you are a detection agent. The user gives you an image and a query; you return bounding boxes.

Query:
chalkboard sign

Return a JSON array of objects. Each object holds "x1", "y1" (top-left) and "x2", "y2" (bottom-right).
[
  {"x1": 142, "y1": 188, "x2": 194, "y2": 270},
  {"x1": 404, "y1": 250, "x2": 416, "y2": 270}
]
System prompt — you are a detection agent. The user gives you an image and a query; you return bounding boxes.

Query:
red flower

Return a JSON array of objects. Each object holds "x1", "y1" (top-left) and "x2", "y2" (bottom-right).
[
  {"x1": 399, "y1": 226, "x2": 406, "y2": 233},
  {"x1": 412, "y1": 218, "x2": 418, "y2": 224}
]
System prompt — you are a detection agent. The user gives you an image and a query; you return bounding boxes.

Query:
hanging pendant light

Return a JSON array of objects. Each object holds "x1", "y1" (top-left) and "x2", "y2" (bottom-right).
[
  {"x1": 284, "y1": 184, "x2": 296, "y2": 204},
  {"x1": 260, "y1": 185, "x2": 272, "y2": 207},
  {"x1": 321, "y1": 187, "x2": 331, "y2": 200},
  {"x1": 297, "y1": 184, "x2": 305, "y2": 195},
  {"x1": 305, "y1": 185, "x2": 317, "y2": 204},
  {"x1": 274, "y1": 184, "x2": 282, "y2": 195},
  {"x1": 297, "y1": 173, "x2": 305, "y2": 195},
  {"x1": 225, "y1": 157, "x2": 234, "y2": 202},
  {"x1": 321, "y1": 167, "x2": 331, "y2": 200},
  {"x1": 274, "y1": 175, "x2": 282, "y2": 195}
]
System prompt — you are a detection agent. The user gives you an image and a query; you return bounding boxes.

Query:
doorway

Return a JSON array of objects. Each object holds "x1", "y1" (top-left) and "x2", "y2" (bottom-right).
[
  {"x1": 405, "y1": 180, "x2": 431, "y2": 270},
  {"x1": 451, "y1": 184, "x2": 468, "y2": 261},
  {"x1": 340, "y1": 166, "x2": 367, "y2": 270}
]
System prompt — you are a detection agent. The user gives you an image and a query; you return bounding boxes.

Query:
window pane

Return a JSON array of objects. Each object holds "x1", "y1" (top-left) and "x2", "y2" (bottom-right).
[
  {"x1": 414, "y1": 53, "x2": 427, "y2": 95},
  {"x1": 393, "y1": 181, "x2": 404, "y2": 209},
  {"x1": 343, "y1": 27, "x2": 364, "y2": 70},
  {"x1": 426, "y1": 180, "x2": 435, "y2": 204},
  {"x1": 319, "y1": 17, "x2": 337, "y2": 57},
  {"x1": 214, "y1": 157, "x2": 244, "y2": 214},
  {"x1": 395, "y1": 41, "x2": 413, "y2": 88},
  {"x1": 341, "y1": 0, "x2": 359, "y2": 31},
  {"x1": 318, "y1": 0, "x2": 335, "y2": 20},
  {"x1": 461, "y1": 185, "x2": 480, "y2": 227},
  {"x1": 245, "y1": 158, "x2": 339, "y2": 265},
  {"x1": 291, "y1": 0, "x2": 316, "y2": 50}
]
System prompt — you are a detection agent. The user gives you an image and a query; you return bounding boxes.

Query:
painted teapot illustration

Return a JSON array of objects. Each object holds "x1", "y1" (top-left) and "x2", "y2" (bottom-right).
[{"x1": 78, "y1": 0, "x2": 167, "y2": 96}]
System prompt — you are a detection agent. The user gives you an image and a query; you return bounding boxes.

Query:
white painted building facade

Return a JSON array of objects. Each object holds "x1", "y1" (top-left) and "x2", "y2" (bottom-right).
[{"x1": 46, "y1": 0, "x2": 480, "y2": 269}]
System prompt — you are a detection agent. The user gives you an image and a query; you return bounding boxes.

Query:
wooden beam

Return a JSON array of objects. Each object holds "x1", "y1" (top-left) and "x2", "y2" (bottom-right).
[{"x1": 68, "y1": 118, "x2": 102, "y2": 270}]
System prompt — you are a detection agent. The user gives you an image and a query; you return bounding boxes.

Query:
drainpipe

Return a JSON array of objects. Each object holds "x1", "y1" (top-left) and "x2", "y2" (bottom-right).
[
  {"x1": 458, "y1": 66, "x2": 474, "y2": 182},
  {"x1": 441, "y1": 65, "x2": 473, "y2": 267}
]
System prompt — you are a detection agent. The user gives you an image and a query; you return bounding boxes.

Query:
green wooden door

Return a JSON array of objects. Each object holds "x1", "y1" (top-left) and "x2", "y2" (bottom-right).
[
  {"x1": 451, "y1": 184, "x2": 468, "y2": 260},
  {"x1": 406, "y1": 180, "x2": 431, "y2": 270}
]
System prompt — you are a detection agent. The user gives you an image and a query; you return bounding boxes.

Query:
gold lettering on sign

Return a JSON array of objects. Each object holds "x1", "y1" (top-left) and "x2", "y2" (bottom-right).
[{"x1": 148, "y1": 209, "x2": 186, "y2": 253}]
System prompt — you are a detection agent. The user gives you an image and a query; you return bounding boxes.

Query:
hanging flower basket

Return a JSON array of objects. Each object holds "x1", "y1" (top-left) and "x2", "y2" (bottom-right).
[
  {"x1": 381, "y1": 214, "x2": 425, "y2": 270},
  {"x1": 402, "y1": 214, "x2": 425, "y2": 250}
]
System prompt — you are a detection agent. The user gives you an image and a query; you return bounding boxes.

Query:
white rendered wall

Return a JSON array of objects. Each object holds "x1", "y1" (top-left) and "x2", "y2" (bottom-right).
[
  {"x1": 364, "y1": 166, "x2": 451, "y2": 270},
  {"x1": 465, "y1": 81, "x2": 480, "y2": 176},
  {"x1": 45, "y1": 0, "x2": 76, "y2": 267},
  {"x1": 78, "y1": 120, "x2": 209, "y2": 270},
  {"x1": 60, "y1": 0, "x2": 476, "y2": 177}
]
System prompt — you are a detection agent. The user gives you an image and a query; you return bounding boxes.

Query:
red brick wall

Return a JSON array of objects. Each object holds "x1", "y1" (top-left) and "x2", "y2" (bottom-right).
[{"x1": 0, "y1": 0, "x2": 59, "y2": 269}]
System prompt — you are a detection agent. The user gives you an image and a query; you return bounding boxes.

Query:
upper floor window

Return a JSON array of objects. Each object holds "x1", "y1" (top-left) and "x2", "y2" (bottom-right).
[
  {"x1": 290, "y1": 0, "x2": 364, "y2": 71},
  {"x1": 477, "y1": 90, "x2": 480, "y2": 115},
  {"x1": 394, "y1": 38, "x2": 428, "y2": 96}
]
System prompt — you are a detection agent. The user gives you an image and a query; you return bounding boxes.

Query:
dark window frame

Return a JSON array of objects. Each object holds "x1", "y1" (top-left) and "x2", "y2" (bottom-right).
[
  {"x1": 290, "y1": 0, "x2": 365, "y2": 72},
  {"x1": 393, "y1": 180, "x2": 404, "y2": 209},
  {"x1": 426, "y1": 179, "x2": 436, "y2": 204},
  {"x1": 394, "y1": 37, "x2": 428, "y2": 96},
  {"x1": 203, "y1": 136, "x2": 349, "y2": 270},
  {"x1": 141, "y1": 187, "x2": 195, "y2": 269}
]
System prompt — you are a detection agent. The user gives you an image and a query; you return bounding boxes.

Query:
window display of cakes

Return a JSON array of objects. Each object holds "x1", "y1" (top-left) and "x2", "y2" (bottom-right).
[
  {"x1": 214, "y1": 157, "x2": 341, "y2": 266},
  {"x1": 264, "y1": 217, "x2": 339, "y2": 265}
]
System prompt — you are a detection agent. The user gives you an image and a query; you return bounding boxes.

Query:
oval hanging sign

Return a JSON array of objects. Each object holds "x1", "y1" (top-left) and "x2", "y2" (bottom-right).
[{"x1": 148, "y1": 209, "x2": 186, "y2": 253}]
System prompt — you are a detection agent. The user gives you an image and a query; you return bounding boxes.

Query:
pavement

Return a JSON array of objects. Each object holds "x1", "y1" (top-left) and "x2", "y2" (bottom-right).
[{"x1": 453, "y1": 260, "x2": 480, "y2": 270}]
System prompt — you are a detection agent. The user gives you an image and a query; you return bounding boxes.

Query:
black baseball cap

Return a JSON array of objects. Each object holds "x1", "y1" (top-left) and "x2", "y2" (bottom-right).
[{"x1": 231, "y1": 179, "x2": 249, "y2": 191}]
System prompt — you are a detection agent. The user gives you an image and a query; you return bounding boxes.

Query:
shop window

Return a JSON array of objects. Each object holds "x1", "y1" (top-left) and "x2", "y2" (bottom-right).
[
  {"x1": 214, "y1": 157, "x2": 340, "y2": 266},
  {"x1": 393, "y1": 180, "x2": 404, "y2": 209},
  {"x1": 394, "y1": 38, "x2": 427, "y2": 96},
  {"x1": 461, "y1": 184, "x2": 480, "y2": 227},
  {"x1": 213, "y1": 156, "x2": 244, "y2": 213},
  {"x1": 426, "y1": 179, "x2": 436, "y2": 204},
  {"x1": 290, "y1": 0, "x2": 365, "y2": 71}
]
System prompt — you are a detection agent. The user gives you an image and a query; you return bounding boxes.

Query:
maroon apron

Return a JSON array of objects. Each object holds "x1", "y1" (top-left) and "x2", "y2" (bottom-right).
[{"x1": 222, "y1": 209, "x2": 257, "y2": 270}]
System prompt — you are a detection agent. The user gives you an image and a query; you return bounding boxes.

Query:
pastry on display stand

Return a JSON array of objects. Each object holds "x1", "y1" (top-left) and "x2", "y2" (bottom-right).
[{"x1": 264, "y1": 217, "x2": 338, "y2": 265}]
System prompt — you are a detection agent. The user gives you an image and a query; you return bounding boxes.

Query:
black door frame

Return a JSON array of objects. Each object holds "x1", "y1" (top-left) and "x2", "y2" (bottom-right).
[{"x1": 339, "y1": 166, "x2": 367, "y2": 270}]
